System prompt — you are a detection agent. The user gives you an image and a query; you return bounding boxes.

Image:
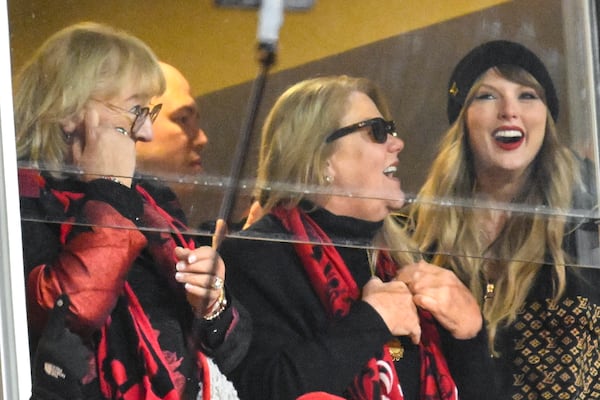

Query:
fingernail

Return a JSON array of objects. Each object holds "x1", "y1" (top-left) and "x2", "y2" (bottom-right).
[
  {"x1": 176, "y1": 261, "x2": 186, "y2": 271},
  {"x1": 187, "y1": 254, "x2": 197, "y2": 264},
  {"x1": 175, "y1": 272, "x2": 183, "y2": 281}
]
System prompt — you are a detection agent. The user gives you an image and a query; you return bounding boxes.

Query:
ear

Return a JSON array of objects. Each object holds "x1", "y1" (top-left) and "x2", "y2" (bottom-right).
[
  {"x1": 60, "y1": 112, "x2": 84, "y2": 134},
  {"x1": 323, "y1": 159, "x2": 336, "y2": 181}
]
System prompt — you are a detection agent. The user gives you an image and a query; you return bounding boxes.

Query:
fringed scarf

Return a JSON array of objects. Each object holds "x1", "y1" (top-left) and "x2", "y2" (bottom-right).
[
  {"x1": 32, "y1": 173, "x2": 213, "y2": 400},
  {"x1": 94, "y1": 183, "x2": 213, "y2": 400},
  {"x1": 271, "y1": 206, "x2": 458, "y2": 400}
]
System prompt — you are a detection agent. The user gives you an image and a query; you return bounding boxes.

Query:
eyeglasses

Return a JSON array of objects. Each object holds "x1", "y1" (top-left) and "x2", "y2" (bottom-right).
[
  {"x1": 325, "y1": 117, "x2": 398, "y2": 144},
  {"x1": 96, "y1": 100, "x2": 162, "y2": 135}
]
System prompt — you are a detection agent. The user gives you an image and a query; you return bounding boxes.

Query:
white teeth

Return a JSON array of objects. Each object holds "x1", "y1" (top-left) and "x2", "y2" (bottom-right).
[
  {"x1": 383, "y1": 165, "x2": 397, "y2": 177},
  {"x1": 494, "y1": 130, "x2": 523, "y2": 138}
]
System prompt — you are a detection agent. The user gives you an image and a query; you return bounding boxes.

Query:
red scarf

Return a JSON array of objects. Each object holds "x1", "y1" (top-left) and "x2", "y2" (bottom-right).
[
  {"x1": 272, "y1": 206, "x2": 458, "y2": 400},
  {"x1": 31, "y1": 171, "x2": 212, "y2": 400},
  {"x1": 95, "y1": 184, "x2": 212, "y2": 400}
]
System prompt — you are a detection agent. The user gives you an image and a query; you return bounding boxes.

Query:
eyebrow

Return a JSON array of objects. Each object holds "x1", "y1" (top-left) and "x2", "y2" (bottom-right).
[
  {"x1": 123, "y1": 93, "x2": 147, "y2": 104},
  {"x1": 173, "y1": 105, "x2": 197, "y2": 115},
  {"x1": 477, "y1": 81, "x2": 535, "y2": 91},
  {"x1": 476, "y1": 83, "x2": 500, "y2": 91}
]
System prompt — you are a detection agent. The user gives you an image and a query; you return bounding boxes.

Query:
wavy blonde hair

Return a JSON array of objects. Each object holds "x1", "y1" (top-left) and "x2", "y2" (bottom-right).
[
  {"x1": 408, "y1": 66, "x2": 580, "y2": 352},
  {"x1": 14, "y1": 22, "x2": 165, "y2": 173},
  {"x1": 257, "y1": 75, "x2": 417, "y2": 265}
]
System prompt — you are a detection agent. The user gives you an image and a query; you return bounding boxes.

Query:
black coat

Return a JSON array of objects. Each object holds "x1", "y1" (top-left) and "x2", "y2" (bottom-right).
[{"x1": 220, "y1": 206, "x2": 494, "y2": 400}]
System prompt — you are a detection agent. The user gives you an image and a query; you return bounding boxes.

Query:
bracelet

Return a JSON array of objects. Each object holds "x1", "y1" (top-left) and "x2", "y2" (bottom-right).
[{"x1": 203, "y1": 289, "x2": 228, "y2": 321}]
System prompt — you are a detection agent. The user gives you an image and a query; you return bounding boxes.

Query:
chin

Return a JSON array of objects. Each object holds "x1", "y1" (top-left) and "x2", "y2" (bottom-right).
[
  {"x1": 389, "y1": 199, "x2": 406, "y2": 210},
  {"x1": 190, "y1": 165, "x2": 204, "y2": 174},
  {"x1": 385, "y1": 190, "x2": 405, "y2": 209},
  {"x1": 179, "y1": 166, "x2": 202, "y2": 177}
]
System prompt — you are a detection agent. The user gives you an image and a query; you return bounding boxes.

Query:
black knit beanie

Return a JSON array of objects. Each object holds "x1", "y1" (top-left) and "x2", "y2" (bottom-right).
[{"x1": 446, "y1": 40, "x2": 559, "y2": 124}]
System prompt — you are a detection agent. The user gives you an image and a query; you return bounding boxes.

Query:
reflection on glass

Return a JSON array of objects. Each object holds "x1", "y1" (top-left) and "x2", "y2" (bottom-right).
[{"x1": 4, "y1": 0, "x2": 600, "y2": 398}]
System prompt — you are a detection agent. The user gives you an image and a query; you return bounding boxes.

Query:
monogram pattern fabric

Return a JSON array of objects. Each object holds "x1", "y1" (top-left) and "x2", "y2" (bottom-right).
[{"x1": 507, "y1": 296, "x2": 600, "y2": 399}]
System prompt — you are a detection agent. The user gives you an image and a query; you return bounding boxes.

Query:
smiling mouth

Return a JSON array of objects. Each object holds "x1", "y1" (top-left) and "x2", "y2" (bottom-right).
[
  {"x1": 383, "y1": 165, "x2": 397, "y2": 178},
  {"x1": 494, "y1": 129, "x2": 523, "y2": 144}
]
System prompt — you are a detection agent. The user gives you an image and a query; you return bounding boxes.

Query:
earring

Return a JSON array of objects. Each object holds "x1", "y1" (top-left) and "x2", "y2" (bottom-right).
[{"x1": 324, "y1": 175, "x2": 333, "y2": 183}]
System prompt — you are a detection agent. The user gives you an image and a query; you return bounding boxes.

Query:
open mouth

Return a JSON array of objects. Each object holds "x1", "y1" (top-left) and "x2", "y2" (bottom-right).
[
  {"x1": 383, "y1": 165, "x2": 397, "y2": 178},
  {"x1": 494, "y1": 129, "x2": 524, "y2": 149}
]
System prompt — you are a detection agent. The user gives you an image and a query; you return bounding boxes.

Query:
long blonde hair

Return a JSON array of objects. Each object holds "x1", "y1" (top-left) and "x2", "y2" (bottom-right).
[
  {"x1": 257, "y1": 75, "x2": 417, "y2": 265},
  {"x1": 409, "y1": 66, "x2": 580, "y2": 351},
  {"x1": 14, "y1": 22, "x2": 165, "y2": 173}
]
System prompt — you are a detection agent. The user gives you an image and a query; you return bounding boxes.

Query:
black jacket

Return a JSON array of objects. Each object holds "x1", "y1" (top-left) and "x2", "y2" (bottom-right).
[{"x1": 220, "y1": 205, "x2": 494, "y2": 400}]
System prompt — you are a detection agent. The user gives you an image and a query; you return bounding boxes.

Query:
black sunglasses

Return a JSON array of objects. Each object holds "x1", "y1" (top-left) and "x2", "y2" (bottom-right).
[{"x1": 325, "y1": 117, "x2": 398, "y2": 144}]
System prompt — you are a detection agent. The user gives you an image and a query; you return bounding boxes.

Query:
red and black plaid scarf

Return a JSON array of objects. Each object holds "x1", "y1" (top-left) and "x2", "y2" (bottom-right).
[{"x1": 272, "y1": 206, "x2": 458, "y2": 400}]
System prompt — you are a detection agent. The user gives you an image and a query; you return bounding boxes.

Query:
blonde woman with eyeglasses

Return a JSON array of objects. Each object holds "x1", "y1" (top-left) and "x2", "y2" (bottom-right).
[{"x1": 16, "y1": 22, "x2": 243, "y2": 400}]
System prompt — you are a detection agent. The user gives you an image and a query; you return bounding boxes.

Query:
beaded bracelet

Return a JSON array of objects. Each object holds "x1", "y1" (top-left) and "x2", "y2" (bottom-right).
[{"x1": 203, "y1": 289, "x2": 228, "y2": 321}]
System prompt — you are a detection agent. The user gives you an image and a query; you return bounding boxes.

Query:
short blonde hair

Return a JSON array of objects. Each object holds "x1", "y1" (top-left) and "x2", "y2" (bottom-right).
[{"x1": 14, "y1": 22, "x2": 165, "y2": 172}]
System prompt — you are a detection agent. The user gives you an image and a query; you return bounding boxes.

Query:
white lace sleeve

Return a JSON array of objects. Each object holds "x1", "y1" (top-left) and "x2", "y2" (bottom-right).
[{"x1": 197, "y1": 356, "x2": 240, "y2": 400}]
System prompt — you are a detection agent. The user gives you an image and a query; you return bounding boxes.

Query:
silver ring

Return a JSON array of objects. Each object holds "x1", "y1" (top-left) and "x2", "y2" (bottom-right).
[
  {"x1": 211, "y1": 276, "x2": 224, "y2": 290},
  {"x1": 115, "y1": 127, "x2": 129, "y2": 136}
]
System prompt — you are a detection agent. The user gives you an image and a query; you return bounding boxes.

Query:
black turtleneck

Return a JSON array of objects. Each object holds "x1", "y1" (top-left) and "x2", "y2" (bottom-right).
[
  {"x1": 221, "y1": 202, "x2": 492, "y2": 400},
  {"x1": 304, "y1": 204, "x2": 383, "y2": 289},
  {"x1": 221, "y1": 203, "x2": 427, "y2": 400}
]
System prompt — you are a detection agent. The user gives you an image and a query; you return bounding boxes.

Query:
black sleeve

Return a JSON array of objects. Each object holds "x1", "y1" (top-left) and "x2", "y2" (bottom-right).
[
  {"x1": 220, "y1": 228, "x2": 392, "y2": 400},
  {"x1": 440, "y1": 323, "x2": 498, "y2": 400},
  {"x1": 193, "y1": 293, "x2": 253, "y2": 375}
]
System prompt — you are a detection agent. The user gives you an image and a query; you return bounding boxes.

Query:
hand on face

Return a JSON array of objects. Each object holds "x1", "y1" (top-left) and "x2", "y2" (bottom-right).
[
  {"x1": 174, "y1": 246, "x2": 225, "y2": 318},
  {"x1": 70, "y1": 106, "x2": 137, "y2": 187},
  {"x1": 362, "y1": 276, "x2": 421, "y2": 343},
  {"x1": 396, "y1": 260, "x2": 482, "y2": 339}
]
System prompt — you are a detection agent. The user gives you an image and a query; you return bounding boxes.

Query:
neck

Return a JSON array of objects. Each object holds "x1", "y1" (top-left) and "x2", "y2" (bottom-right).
[
  {"x1": 474, "y1": 166, "x2": 531, "y2": 204},
  {"x1": 315, "y1": 195, "x2": 389, "y2": 222}
]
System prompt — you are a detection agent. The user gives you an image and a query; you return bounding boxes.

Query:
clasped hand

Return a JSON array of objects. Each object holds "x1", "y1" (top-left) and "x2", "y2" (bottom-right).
[
  {"x1": 396, "y1": 260, "x2": 482, "y2": 339},
  {"x1": 362, "y1": 260, "x2": 482, "y2": 343}
]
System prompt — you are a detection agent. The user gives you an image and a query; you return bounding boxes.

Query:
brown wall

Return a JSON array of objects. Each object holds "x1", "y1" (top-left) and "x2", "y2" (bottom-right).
[
  {"x1": 8, "y1": 0, "x2": 572, "y2": 227},
  {"x1": 8, "y1": 0, "x2": 509, "y2": 95},
  {"x1": 195, "y1": 0, "x2": 568, "y2": 225}
]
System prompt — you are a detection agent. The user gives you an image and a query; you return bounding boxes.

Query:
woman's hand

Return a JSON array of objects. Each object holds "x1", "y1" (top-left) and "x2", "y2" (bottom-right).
[
  {"x1": 174, "y1": 246, "x2": 226, "y2": 318},
  {"x1": 362, "y1": 277, "x2": 421, "y2": 344},
  {"x1": 70, "y1": 108, "x2": 136, "y2": 187},
  {"x1": 396, "y1": 260, "x2": 482, "y2": 339}
]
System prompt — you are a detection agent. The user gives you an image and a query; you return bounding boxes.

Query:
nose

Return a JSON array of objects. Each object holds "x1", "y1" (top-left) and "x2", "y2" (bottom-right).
[
  {"x1": 192, "y1": 127, "x2": 209, "y2": 147},
  {"x1": 134, "y1": 116, "x2": 154, "y2": 142},
  {"x1": 388, "y1": 134, "x2": 404, "y2": 153},
  {"x1": 498, "y1": 97, "x2": 518, "y2": 120}
]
